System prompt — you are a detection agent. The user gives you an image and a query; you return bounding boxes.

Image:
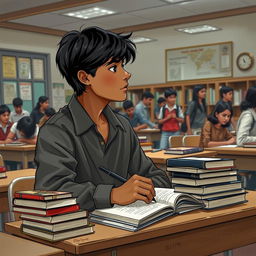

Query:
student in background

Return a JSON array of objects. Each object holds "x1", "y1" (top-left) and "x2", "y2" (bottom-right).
[
  {"x1": 154, "y1": 97, "x2": 166, "y2": 120},
  {"x1": 135, "y1": 91, "x2": 157, "y2": 128},
  {"x1": 186, "y1": 85, "x2": 207, "y2": 135},
  {"x1": 219, "y1": 86, "x2": 236, "y2": 130},
  {"x1": 5, "y1": 116, "x2": 39, "y2": 145},
  {"x1": 237, "y1": 87, "x2": 256, "y2": 146},
  {"x1": 0, "y1": 104, "x2": 12, "y2": 144},
  {"x1": 158, "y1": 89, "x2": 184, "y2": 149},
  {"x1": 30, "y1": 96, "x2": 49, "y2": 124},
  {"x1": 39, "y1": 107, "x2": 56, "y2": 127},
  {"x1": 123, "y1": 100, "x2": 147, "y2": 132},
  {"x1": 10, "y1": 97, "x2": 29, "y2": 123},
  {"x1": 199, "y1": 101, "x2": 235, "y2": 148}
]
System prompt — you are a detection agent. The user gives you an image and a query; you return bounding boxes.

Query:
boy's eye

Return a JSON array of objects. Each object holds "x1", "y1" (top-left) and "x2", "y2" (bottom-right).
[{"x1": 109, "y1": 65, "x2": 117, "y2": 72}]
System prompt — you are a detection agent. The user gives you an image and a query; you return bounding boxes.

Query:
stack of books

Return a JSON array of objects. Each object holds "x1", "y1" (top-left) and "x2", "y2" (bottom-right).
[
  {"x1": 0, "y1": 166, "x2": 7, "y2": 179},
  {"x1": 167, "y1": 157, "x2": 247, "y2": 210},
  {"x1": 13, "y1": 190, "x2": 94, "y2": 241},
  {"x1": 138, "y1": 136, "x2": 153, "y2": 152}
]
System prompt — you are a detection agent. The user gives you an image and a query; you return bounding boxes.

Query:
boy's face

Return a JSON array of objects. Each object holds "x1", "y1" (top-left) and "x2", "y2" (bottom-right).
[
  {"x1": 223, "y1": 91, "x2": 233, "y2": 102},
  {"x1": 125, "y1": 107, "x2": 134, "y2": 117},
  {"x1": 0, "y1": 112, "x2": 10, "y2": 124},
  {"x1": 143, "y1": 97, "x2": 153, "y2": 107},
  {"x1": 14, "y1": 105, "x2": 22, "y2": 114},
  {"x1": 166, "y1": 95, "x2": 176, "y2": 105},
  {"x1": 86, "y1": 59, "x2": 131, "y2": 102},
  {"x1": 159, "y1": 101, "x2": 165, "y2": 108}
]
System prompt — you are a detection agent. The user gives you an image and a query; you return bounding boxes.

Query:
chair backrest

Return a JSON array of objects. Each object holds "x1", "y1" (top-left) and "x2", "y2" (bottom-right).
[
  {"x1": 169, "y1": 135, "x2": 184, "y2": 148},
  {"x1": 183, "y1": 135, "x2": 200, "y2": 147},
  {"x1": 0, "y1": 154, "x2": 4, "y2": 166},
  {"x1": 8, "y1": 176, "x2": 35, "y2": 221}
]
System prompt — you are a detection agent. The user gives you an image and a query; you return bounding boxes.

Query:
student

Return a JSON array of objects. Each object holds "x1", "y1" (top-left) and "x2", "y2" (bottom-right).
[
  {"x1": 30, "y1": 96, "x2": 49, "y2": 124},
  {"x1": 186, "y1": 85, "x2": 207, "y2": 135},
  {"x1": 237, "y1": 87, "x2": 256, "y2": 146},
  {"x1": 154, "y1": 97, "x2": 166, "y2": 120},
  {"x1": 5, "y1": 116, "x2": 39, "y2": 145},
  {"x1": 0, "y1": 105, "x2": 12, "y2": 144},
  {"x1": 158, "y1": 89, "x2": 184, "y2": 149},
  {"x1": 10, "y1": 97, "x2": 29, "y2": 123},
  {"x1": 123, "y1": 100, "x2": 147, "y2": 132},
  {"x1": 34, "y1": 26, "x2": 171, "y2": 211},
  {"x1": 199, "y1": 101, "x2": 235, "y2": 148},
  {"x1": 219, "y1": 86, "x2": 235, "y2": 130},
  {"x1": 38, "y1": 107, "x2": 56, "y2": 127},
  {"x1": 135, "y1": 92, "x2": 157, "y2": 128}
]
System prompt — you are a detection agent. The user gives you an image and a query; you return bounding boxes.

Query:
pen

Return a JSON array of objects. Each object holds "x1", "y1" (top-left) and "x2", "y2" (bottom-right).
[{"x1": 98, "y1": 166, "x2": 156, "y2": 203}]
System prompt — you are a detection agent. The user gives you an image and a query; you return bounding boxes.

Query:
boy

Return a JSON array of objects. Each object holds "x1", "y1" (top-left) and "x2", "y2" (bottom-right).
[
  {"x1": 135, "y1": 92, "x2": 157, "y2": 128},
  {"x1": 34, "y1": 26, "x2": 170, "y2": 211},
  {"x1": 154, "y1": 97, "x2": 166, "y2": 120},
  {"x1": 123, "y1": 100, "x2": 147, "y2": 132},
  {"x1": 158, "y1": 89, "x2": 184, "y2": 149},
  {"x1": 10, "y1": 97, "x2": 29, "y2": 123},
  {"x1": 5, "y1": 116, "x2": 38, "y2": 145},
  {"x1": 0, "y1": 104, "x2": 12, "y2": 144}
]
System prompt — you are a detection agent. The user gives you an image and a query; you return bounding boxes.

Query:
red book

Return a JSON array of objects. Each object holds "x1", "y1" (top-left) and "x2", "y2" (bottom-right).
[
  {"x1": 0, "y1": 166, "x2": 6, "y2": 172},
  {"x1": 14, "y1": 190, "x2": 72, "y2": 201},
  {"x1": 13, "y1": 204, "x2": 80, "y2": 216}
]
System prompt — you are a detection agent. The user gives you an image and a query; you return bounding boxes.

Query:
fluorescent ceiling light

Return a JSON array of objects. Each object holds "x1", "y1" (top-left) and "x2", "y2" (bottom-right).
[
  {"x1": 63, "y1": 7, "x2": 116, "y2": 19},
  {"x1": 163, "y1": 0, "x2": 195, "y2": 4},
  {"x1": 131, "y1": 37, "x2": 156, "y2": 44},
  {"x1": 176, "y1": 25, "x2": 221, "y2": 34}
]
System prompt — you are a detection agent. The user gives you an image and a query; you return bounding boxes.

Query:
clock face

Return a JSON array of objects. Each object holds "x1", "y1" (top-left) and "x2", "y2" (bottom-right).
[{"x1": 237, "y1": 53, "x2": 254, "y2": 71}]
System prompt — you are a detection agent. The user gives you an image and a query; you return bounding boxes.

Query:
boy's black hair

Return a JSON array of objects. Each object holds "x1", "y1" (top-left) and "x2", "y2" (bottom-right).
[
  {"x1": 17, "y1": 116, "x2": 36, "y2": 138},
  {"x1": 164, "y1": 89, "x2": 177, "y2": 98},
  {"x1": 123, "y1": 100, "x2": 134, "y2": 110},
  {"x1": 220, "y1": 86, "x2": 233, "y2": 98},
  {"x1": 35, "y1": 96, "x2": 49, "y2": 110},
  {"x1": 13, "y1": 97, "x2": 23, "y2": 107},
  {"x1": 45, "y1": 107, "x2": 56, "y2": 117},
  {"x1": 0, "y1": 104, "x2": 10, "y2": 115},
  {"x1": 240, "y1": 87, "x2": 256, "y2": 111},
  {"x1": 208, "y1": 101, "x2": 233, "y2": 127},
  {"x1": 157, "y1": 97, "x2": 165, "y2": 104},
  {"x1": 141, "y1": 91, "x2": 154, "y2": 100},
  {"x1": 56, "y1": 26, "x2": 136, "y2": 96},
  {"x1": 192, "y1": 84, "x2": 207, "y2": 113}
]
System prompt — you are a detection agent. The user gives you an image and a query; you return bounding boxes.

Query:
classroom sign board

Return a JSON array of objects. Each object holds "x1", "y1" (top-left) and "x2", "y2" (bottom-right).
[{"x1": 165, "y1": 41, "x2": 233, "y2": 82}]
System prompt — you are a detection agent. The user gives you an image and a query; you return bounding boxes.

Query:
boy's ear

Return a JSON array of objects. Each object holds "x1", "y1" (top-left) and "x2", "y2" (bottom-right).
[{"x1": 77, "y1": 70, "x2": 91, "y2": 86}]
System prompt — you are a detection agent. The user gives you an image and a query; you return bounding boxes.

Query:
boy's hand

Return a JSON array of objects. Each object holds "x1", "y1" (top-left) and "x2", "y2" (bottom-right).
[{"x1": 110, "y1": 174, "x2": 156, "y2": 205}]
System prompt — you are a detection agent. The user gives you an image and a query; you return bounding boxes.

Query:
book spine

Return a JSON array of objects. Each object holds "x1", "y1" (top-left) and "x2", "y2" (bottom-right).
[
  {"x1": 167, "y1": 159, "x2": 205, "y2": 169},
  {"x1": 14, "y1": 193, "x2": 45, "y2": 200},
  {"x1": 46, "y1": 204, "x2": 80, "y2": 216}
]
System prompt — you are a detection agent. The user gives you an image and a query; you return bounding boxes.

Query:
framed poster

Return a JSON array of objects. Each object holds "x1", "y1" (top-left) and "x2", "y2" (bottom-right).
[
  {"x1": 2, "y1": 56, "x2": 17, "y2": 78},
  {"x1": 19, "y1": 82, "x2": 32, "y2": 100},
  {"x1": 52, "y1": 83, "x2": 65, "y2": 111},
  {"x1": 3, "y1": 81, "x2": 17, "y2": 104},
  {"x1": 165, "y1": 42, "x2": 233, "y2": 82},
  {"x1": 32, "y1": 58, "x2": 44, "y2": 80},
  {"x1": 18, "y1": 57, "x2": 31, "y2": 79}
]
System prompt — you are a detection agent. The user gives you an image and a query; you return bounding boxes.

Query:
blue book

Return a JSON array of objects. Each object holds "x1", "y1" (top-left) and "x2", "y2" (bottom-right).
[
  {"x1": 171, "y1": 170, "x2": 237, "y2": 179},
  {"x1": 164, "y1": 147, "x2": 203, "y2": 155},
  {"x1": 167, "y1": 157, "x2": 234, "y2": 170}
]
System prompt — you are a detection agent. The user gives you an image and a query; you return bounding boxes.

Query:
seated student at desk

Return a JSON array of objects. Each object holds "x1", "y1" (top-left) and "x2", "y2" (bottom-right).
[
  {"x1": 0, "y1": 104, "x2": 13, "y2": 144},
  {"x1": 5, "y1": 116, "x2": 39, "y2": 145},
  {"x1": 38, "y1": 107, "x2": 56, "y2": 128},
  {"x1": 34, "y1": 26, "x2": 171, "y2": 212},
  {"x1": 122, "y1": 100, "x2": 147, "y2": 132},
  {"x1": 199, "y1": 101, "x2": 235, "y2": 148},
  {"x1": 237, "y1": 86, "x2": 256, "y2": 146}
]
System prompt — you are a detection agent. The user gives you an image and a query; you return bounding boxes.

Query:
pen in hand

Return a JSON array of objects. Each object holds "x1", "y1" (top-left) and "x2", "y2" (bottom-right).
[{"x1": 98, "y1": 166, "x2": 156, "y2": 203}]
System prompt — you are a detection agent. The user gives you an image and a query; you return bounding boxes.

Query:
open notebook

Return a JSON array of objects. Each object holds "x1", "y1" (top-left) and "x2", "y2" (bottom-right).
[{"x1": 90, "y1": 188, "x2": 204, "y2": 232}]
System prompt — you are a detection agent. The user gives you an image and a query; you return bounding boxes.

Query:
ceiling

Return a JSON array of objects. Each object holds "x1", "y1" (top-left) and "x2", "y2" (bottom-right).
[{"x1": 0, "y1": 0, "x2": 255, "y2": 36}]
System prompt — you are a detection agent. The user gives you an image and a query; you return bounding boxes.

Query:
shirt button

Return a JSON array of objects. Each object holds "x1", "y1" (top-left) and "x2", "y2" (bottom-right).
[{"x1": 100, "y1": 141, "x2": 104, "y2": 145}]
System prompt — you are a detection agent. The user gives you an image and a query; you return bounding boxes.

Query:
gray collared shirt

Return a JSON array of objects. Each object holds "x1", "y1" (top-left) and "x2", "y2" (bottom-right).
[{"x1": 34, "y1": 95, "x2": 170, "y2": 211}]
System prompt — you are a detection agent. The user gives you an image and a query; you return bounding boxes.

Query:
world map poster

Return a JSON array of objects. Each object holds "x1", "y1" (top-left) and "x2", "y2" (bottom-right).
[{"x1": 166, "y1": 42, "x2": 232, "y2": 82}]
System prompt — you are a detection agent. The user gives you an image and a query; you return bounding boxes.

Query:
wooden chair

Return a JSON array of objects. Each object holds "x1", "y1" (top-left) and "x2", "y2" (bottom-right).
[
  {"x1": 0, "y1": 154, "x2": 4, "y2": 166},
  {"x1": 8, "y1": 176, "x2": 35, "y2": 221},
  {"x1": 169, "y1": 135, "x2": 184, "y2": 148},
  {"x1": 182, "y1": 135, "x2": 200, "y2": 147}
]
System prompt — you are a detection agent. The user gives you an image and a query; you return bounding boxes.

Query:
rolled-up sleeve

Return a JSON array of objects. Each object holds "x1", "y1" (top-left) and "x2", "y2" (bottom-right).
[
  {"x1": 237, "y1": 113, "x2": 256, "y2": 146},
  {"x1": 34, "y1": 124, "x2": 113, "y2": 211}
]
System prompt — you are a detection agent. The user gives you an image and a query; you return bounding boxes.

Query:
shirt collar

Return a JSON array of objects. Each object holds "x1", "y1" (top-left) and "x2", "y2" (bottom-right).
[
  {"x1": 68, "y1": 94, "x2": 125, "y2": 136},
  {"x1": 165, "y1": 104, "x2": 177, "y2": 111},
  {"x1": 0, "y1": 121, "x2": 12, "y2": 128}
]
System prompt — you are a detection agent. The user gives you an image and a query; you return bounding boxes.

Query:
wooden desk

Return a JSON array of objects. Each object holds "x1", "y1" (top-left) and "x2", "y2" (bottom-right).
[
  {"x1": 0, "y1": 169, "x2": 36, "y2": 213},
  {"x1": 136, "y1": 128, "x2": 161, "y2": 142},
  {"x1": 0, "y1": 232, "x2": 64, "y2": 256},
  {"x1": 206, "y1": 147, "x2": 256, "y2": 171},
  {"x1": 0, "y1": 144, "x2": 36, "y2": 169},
  {"x1": 5, "y1": 191, "x2": 256, "y2": 256},
  {"x1": 146, "y1": 150, "x2": 217, "y2": 165}
]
